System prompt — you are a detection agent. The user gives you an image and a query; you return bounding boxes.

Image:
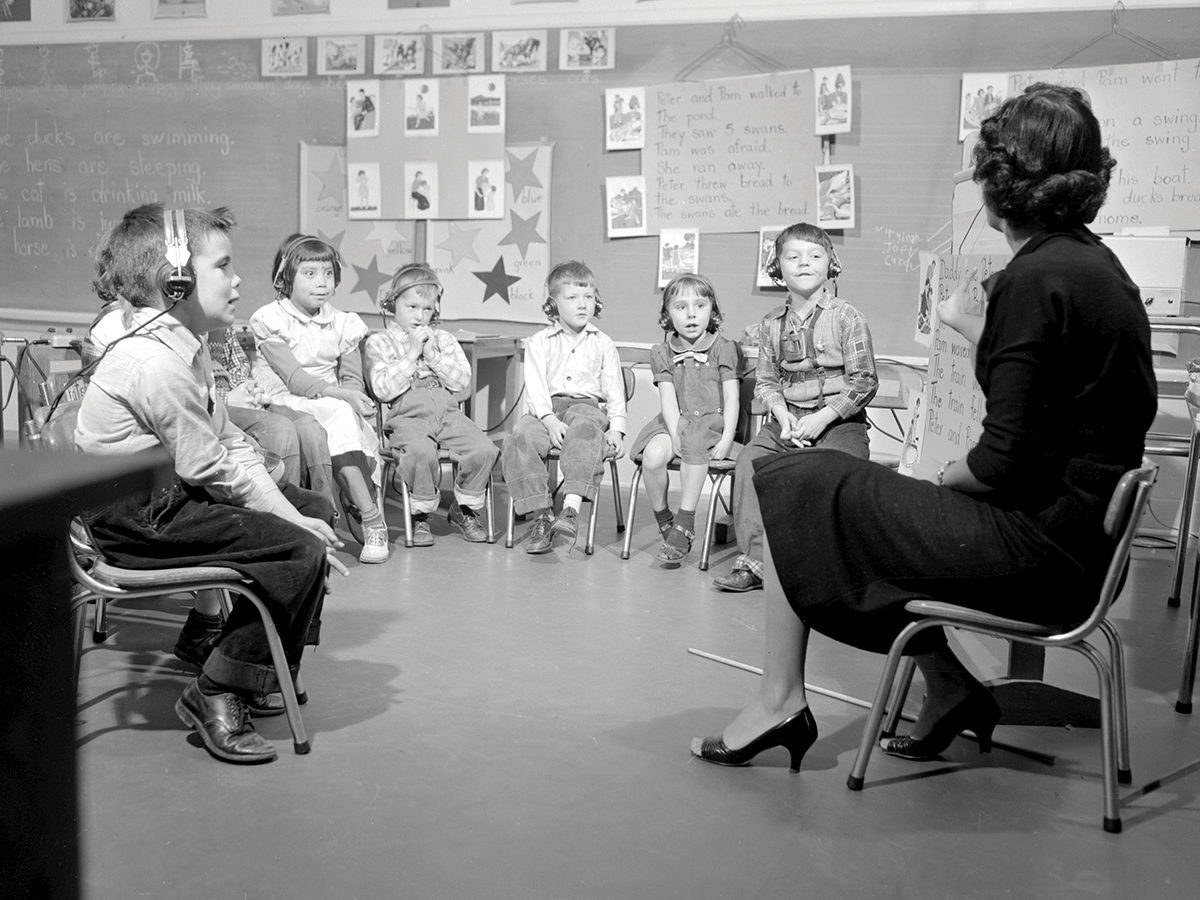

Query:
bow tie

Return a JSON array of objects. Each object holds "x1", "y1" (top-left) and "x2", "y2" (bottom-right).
[{"x1": 672, "y1": 349, "x2": 708, "y2": 365}]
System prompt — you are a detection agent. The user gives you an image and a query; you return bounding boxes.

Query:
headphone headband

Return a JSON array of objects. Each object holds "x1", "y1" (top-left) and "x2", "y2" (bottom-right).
[
  {"x1": 273, "y1": 234, "x2": 318, "y2": 289},
  {"x1": 157, "y1": 208, "x2": 195, "y2": 302}
]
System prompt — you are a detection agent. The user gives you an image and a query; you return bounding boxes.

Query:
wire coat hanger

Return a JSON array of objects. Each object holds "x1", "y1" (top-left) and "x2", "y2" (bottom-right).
[
  {"x1": 1054, "y1": 2, "x2": 1173, "y2": 69},
  {"x1": 675, "y1": 15, "x2": 785, "y2": 83}
]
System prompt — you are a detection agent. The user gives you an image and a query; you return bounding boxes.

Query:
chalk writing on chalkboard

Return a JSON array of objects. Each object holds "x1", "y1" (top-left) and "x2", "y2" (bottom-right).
[{"x1": 643, "y1": 71, "x2": 823, "y2": 234}]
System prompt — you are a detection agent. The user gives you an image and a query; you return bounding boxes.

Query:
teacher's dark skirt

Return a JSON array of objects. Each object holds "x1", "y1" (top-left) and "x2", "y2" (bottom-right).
[{"x1": 753, "y1": 450, "x2": 1093, "y2": 656}]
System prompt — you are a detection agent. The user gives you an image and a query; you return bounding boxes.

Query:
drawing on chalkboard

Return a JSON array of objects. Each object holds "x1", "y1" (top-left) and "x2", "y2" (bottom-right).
[
  {"x1": 657, "y1": 229, "x2": 699, "y2": 287},
  {"x1": 605, "y1": 176, "x2": 646, "y2": 239},
  {"x1": 405, "y1": 162, "x2": 439, "y2": 219},
  {"x1": 467, "y1": 160, "x2": 504, "y2": 220},
  {"x1": 134, "y1": 43, "x2": 162, "y2": 84},
  {"x1": 153, "y1": 0, "x2": 205, "y2": 18},
  {"x1": 815, "y1": 164, "x2": 855, "y2": 230},
  {"x1": 317, "y1": 36, "x2": 365, "y2": 76},
  {"x1": 959, "y1": 73, "x2": 1006, "y2": 142},
  {"x1": 492, "y1": 30, "x2": 547, "y2": 73},
  {"x1": 404, "y1": 79, "x2": 439, "y2": 137},
  {"x1": 433, "y1": 33, "x2": 484, "y2": 75},
  {"x1": 66, "y1": 0, "x2": 113, "y2": 21},
  {"x1": 0, "y1": 0, "x2": 32, "y2": 21},
  {"x1": 605, "y1": 87, "x2": 644, "y2": 151},
  {"x1": 262, "y1": 37, "x2": 307, "y2": 77},
  {"x1": 560, "y1": 27, "x2": 615, "y2": 71},
  {"x1": 374, "y1": 34, "x2": 424, "y2": 76},
  {"x1": 349, "y1": 163, "x2": 381, "y2": 220},
  {"x1": 467, "y1": 75, "x2": 505, "y2": 135},
  {"x1": 914, "y1": 250, "x2": 938, "y2": 347},
  {"x1": 270, "y1": 0, "x2": 329, "y2": 13},
  {"x1": 347, "y1": 79, "x2": 381, "y2": 138},
  {"x1": 756, "y1": 225, "x2": 786, "y2": 288},
  {"x1": 813, "y1": 65, "x2": 851, "y2": 136}
]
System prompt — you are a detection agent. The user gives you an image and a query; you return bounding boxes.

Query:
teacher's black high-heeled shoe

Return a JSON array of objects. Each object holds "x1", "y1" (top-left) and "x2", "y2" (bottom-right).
[
  {"x1": 879, "y1": 685, "x2": 1001, "y2": 761},
  {"x1": 693, "y1": 707, "x2": 818, "y2": 773}
]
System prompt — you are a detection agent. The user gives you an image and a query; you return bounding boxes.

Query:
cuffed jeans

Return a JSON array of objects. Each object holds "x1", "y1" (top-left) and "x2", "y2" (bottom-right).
[{"x1": 502, "y1": 397, "x2": 609, "y2": 515}]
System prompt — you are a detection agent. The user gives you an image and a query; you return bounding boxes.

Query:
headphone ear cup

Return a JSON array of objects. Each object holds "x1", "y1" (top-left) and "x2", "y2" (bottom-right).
[
  {"x1": 828, "y1": 253, "x2": 843, "y2": 280},
  {"x1": 157, "y1": 263, "x2": 195, "y2": 302},
  {"x1": 765, "y1": 256, "x2": 781, "y2": 281}
]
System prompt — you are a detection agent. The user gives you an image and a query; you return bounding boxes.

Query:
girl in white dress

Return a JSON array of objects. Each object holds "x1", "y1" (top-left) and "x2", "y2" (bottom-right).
[{"x1": 250, "y1": 234, "x2": 388, "y2": 563}]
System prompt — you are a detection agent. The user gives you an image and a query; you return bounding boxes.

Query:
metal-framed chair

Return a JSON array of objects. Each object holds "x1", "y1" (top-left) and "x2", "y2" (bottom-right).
[{"x1": 846, "y1": 462, "x2": 1157, "y2": 834}]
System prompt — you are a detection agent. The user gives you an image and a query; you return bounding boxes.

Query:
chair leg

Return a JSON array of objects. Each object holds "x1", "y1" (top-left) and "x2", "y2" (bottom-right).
[
  {"x1": 699, "y1": 472, "x2": 727, "y2": 572},
  {"x1": 485, "y1": 478, "x2": 496, "y2": 543},
  {"x1": 621, "y1": 466, "x2": 643, "y2": 560},
  {"x1": 401, "y1": 480, "x2": 414, "y2": 549},
  {"x1": 1097, "y1": 619, "x2": 1132, "y2": 783},
  {"x1": 882, "y1": 656, "x2": 918, "y2": 739},
  {"x1": 92, "y1": 596, "x2": 108, "y2": 642},
  {"x1": 505, "y1": 496, "x2": 516, "y2": 549},
  {"x1": 585, "y1": 493, "x2": 599, "y2": 555},
  {"x1": 610, "y1": 459, "x2": 625, "y2": 534},
  {"x1": 1176, "y1": 558, "x2": 1200, "y2": 713},
  {"x1": 1074, "y1": 641, "x2": 1122, "y2": 833},
  {"x1": 71, "y1": 595, "x2": 90, "y2": 690}
]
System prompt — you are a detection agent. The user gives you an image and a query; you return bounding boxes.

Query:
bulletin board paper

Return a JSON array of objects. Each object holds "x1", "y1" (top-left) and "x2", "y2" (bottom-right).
[{"x1": 643, "y1": 71, "x2": 823, "y2": 234}]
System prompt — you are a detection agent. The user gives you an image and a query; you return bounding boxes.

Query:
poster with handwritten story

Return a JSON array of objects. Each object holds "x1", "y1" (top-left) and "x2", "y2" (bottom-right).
[
  {"x1": 1007, "y1": 58, "x2": 1200, "y2": 233},
  {"x1": 642, "y1": 72, "x2": 823, "y2": 234}
]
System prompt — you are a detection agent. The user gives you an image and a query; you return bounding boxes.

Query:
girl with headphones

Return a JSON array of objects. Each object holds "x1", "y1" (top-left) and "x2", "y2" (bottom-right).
[{"x1": 712, "y1": 222, "x2": 879, "y2": 593}]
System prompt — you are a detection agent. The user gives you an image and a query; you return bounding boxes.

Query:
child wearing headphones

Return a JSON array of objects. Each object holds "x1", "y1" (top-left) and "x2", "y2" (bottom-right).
[
  {"x1": 628, "y1": 274, "x2": 741, "y2": 565},
  {"x1": 502, "y1": 260, "x2": 626, "y2": 554},
  {"x1": 712, "y1": 222, "x2": 879, "y2": 592},
  {"x1": 249, "y1": 233, "x2": 388, "y2": 564},
  {"x1": 75, "y1": 204, "x2": 343, "y2": 765},
  {"x1": 363, "y1": 263, "x2": 499, "y2": 546}
]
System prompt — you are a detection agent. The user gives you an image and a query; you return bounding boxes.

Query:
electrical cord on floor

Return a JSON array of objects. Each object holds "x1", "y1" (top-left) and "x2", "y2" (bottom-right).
[{"x1": 485, "y1": 383, "x2": 525, "y2": 434}]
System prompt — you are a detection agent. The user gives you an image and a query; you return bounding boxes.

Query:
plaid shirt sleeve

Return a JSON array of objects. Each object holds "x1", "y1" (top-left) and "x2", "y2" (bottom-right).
[
  {"x1": 424, "y1": 331, "x2": 472, "y2": 395},
  {"x1": 364, "y1": 329, "x2": 417, "y2": 403},
  {"x1": 753, "y1": 315, "x2": 786, "y2": 414},
  {"x1": 827, "y1": 305, "x2": 878, "y2": 419}
]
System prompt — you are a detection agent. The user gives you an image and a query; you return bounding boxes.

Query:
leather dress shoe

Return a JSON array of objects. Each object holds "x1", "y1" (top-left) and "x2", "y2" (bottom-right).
[
  {"x1": 247, "y1": 691, "x2": 287, "y2": 718},
  {"x1": 525, "y1": 514, "x2": 555, "y2": 554},
  {"x1": 449, "y1": 504, "x2": 489, "y2": 543},
  {"x1": 713, "y1": 569, "x2": 764, "y2": 592},
  {"x1": 175, "y1": 680, "x2": 278, "y2": 764},
  {"x1": 550, "y1": 507, "x2": 580, "y2": 549}
]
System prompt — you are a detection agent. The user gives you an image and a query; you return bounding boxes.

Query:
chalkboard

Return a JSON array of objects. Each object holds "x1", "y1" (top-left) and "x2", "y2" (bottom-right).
[{"x1": 0, "y1": 79, "x2": 343, "y2": 317}]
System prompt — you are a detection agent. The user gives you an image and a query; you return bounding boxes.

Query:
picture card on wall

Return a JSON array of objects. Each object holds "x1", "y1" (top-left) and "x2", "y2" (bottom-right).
[
  {"x1": 560, "y1": 27, "x2": 614, "y2": 70},
  {"x1": 657, "y1": 229, "x2": 699, "y2": 287},
  {"x1": 67, "y1": 0, "x2": 113, "y2": 20},
  {"x1": 605, "y1": 86, "x2": 644, "y2": 151},
  {"x1": 606, "y1": 175, "x2": 646, "y2": 239},
  {"x1": 389, "y1": 0, "x2": 448, "y2": 7},
  {"x1": 271, "y1": 0, "x2": 329, "y2": 13},
  {"x1": 374, "y1": 34, "x2": 425, "y2": 76},
  {"x1": 404, "y1": 78, "x2": 440, "y2": 137},
  {"x1": 815, "y1": 164, "x2": 854, "y2": 230},
  {"x1": 813, "y1": 66, "x2": 851, "y2": 136},
  {"x1": 492, "y1": 31, "x2": 547, "y2": 73},
  {"x1": 467, "y1": 75, "x2": 505, "y2": 135},
  {"x1": 467, "y1": 160, "x2": 504, "y2": 219},
  {"x1": 348, "y1": 162, "x2": 381, "y2": 220},
  {"x1": 318, "y1": 36, "x2": 365, "y2": 76},
  {"x1": 756, "y1": 225, "x2": 786, "y2": 288},
  {"x1": 347, "y1": 79, "x2": 381, "y2": 138},
  {"x1": 959, "y1": 73, "x2": 1006, "y2": 142},
  {"x1": 406, "y1": 162, "x2": 439, "y2": 219},
  {"x1": 433, "y1": 32, "x2": 485, "y2": 75},
  {"x1": 913, "y1": 250, "x2": 938, "y2": 347},
  {"x1": 262, "y1": 38, "x2": 308, "y2": 77},
  {"x1": 153, "y1": 0, "x2": 204, "y2": 19},
  {"x1": 1, "y1": 0, "x2": 32, "y2": 21}
]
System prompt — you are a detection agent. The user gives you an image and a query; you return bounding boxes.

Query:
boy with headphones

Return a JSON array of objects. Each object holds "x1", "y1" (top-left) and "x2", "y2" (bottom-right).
[
  {"x1": 75, "y1": 204, "x2": 345, "y2": 765},
  {"x1": 364, "y1": 263, "x2": 499, "y2": 545},
  {"x1": 713, "y1": 222, "x2": 879, "y2": 592}
]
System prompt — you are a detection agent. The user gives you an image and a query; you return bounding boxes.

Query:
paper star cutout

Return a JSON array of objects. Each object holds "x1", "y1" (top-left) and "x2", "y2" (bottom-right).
[
  {"x1": 498, "y1": 209, "x2": 546, "y2": 261},
  {"x1": 505, "y1": 148, "x2": 542, "y2": 201},
  {"x1": 473, "y1": 257, "x2": 522, "y2": 305},
  {"x1": 315, "y1": 151, "x2": 344, "y2": 204},
  {"x1": 436, "y1": 222, "x2": 482, "y2": 267},
  {"x1": 350, "y1": 254, "x2": 391, "y2": 302},
  {"x1": 317, "y1": 228, "x2": 345, "y2": 252},
  {"x1": 365, "y1": 221, "x2": 409, "y2": 256}
]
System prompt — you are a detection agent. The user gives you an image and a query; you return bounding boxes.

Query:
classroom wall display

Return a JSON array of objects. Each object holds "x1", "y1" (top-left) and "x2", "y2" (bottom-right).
[
  {"x1": 428, "y1": 142, "x2": 553, "y2": 325},
  {"x1": 347, "y1": 79, "x2": 380, "y2": 137},
  {"x1": 262, "y1": 36, "x2": 307, "y2": 77},
  {"x1": 300, "y1": 143, "x2": 416, "y2": 316},
  {"x1": 492, "y1": 30, "x2": 546, "y2": 73},
  {"x1": 67, "y1": 1, "x2": 114, "y2": 22},
  {"x1": 317, "y1": 35, "x2": 365, "y2": 76},
  {"x1": 467, "y1": 75, "x2": 505, "y2": 135},
  {"x1": 816, "y1": 163, "x2": 854, "y2": 230},
  {"x1": 467, "y1": 159, "x2": 504, "y2": 219},
  {"x1": 605, "y1": 86, "x2": 644, "y2": 151},
  {"x1": 755, "y1": 225, "x2": 785, "y2": 288},
  {"x1": 642, "y1": 71, "x2": 822, "y2": 234},
  {"x1": 657, "y1": 229, "x2": 698, "y2": 287},
  {"x1": 606, "y1": 175, "x2": 646, "y2": 238},
  {"x1": 348, "y1": 76, "x2": 506, "y2": 219},
  {"x1": 0, "y1": 0, "x2": 32, "y2": 22},
  {"x1": 913, "y1": 250, "x2": 936, "y2": 347},
  {"x1": 559, "y1": 27, "x2": 613, "y2": 71},
  {"x1": 813, "y1": 65, "x2": 851, "y2": 136},
  {"x1": 348, "y1": 161, "x2": 381, "y2": 218},
  {"x1": 373, "y1": 34, "x2": 425, "y2": 76},
  {"x1": 1007, "y1": 58, "x2": 1200, "y2": 233},
  {"x1": 958, "y1": 72, "x2": 1006, "y2": 141},
  {"x1": 432, "y1": 32, "x2": 485, "y2": 75},
  {"x1": 271, "y1": 0, "x2": 329, "y2": 14}
]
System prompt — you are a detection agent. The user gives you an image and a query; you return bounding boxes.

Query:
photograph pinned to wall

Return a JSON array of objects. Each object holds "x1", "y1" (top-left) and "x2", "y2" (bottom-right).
[
  {"x1": 492, "y1": 30, "x2": 547, "y2": 73},
  {"x1": 433, "y1": 32, "x2": 484, "y2": 75},
  {"x1": 605, "y1": 86, "x2": 644, "y2": 151},
  {"x1": 959, "y1": 73, "x2": 1006, "y2": 141},
  {"x1": 67, "y1": 0, "x2": 114, "y2": 21},
  {"x1": 755, "y1": 225, "x2": 786, "y2": 288},
  {"x1": 262, "y1": 37, "x2": 308, "y2": 77},
  {"x1": 347, "y1": 79, "x2": 381, "y2": 137},
  {"x1": 374, "y1": 34, "x2": 424, "y2": 76},
  {"x1": 815, "y1": 164, "x2": 854, "y2": 230},
  {"x1": 270, "y1": 0, "x2": 329, "y2": 13},
  {"x1": 405, "y1": 162, "x2": 439, "y2": 219},
  {"x1": 467, "y1": 160, "x2": 504, "y2": 220},
  {"x1": 605, "y1": 175, "x2": 646, "y2": 239},
  {"x1": 913, "y1": 250, "x2": 938, "y2": 347},
  {"x1": 560, "y1": 27, "x2": 615, "y2": 70},
  {"x1": 404, "y1": 78, "x2": 439, "y2": 137},
  {"x1": 388, "y1": 0, "x2": 447, "y2": 7},
  {"x1": 348, "y1": 162, "x2": 382, "y2": 220},
  {"x1": 317, "y1": 36, "x2": 365, "y2": 76},
  {"x1": 467, "y1": 75, "x2": 505, "y2": 135},
  {"x1": 153, "y1": 0, "x2": 205, "y2": 18},
  {"x1": 813, "y1": 65, "x2": 851, "y2": 136},
  {"x1": 658, "y1": 229, "x2": 699, "y2": 288},
  {"x1": 1, "y1": 0, "x2": 32, "y2": 22}
]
